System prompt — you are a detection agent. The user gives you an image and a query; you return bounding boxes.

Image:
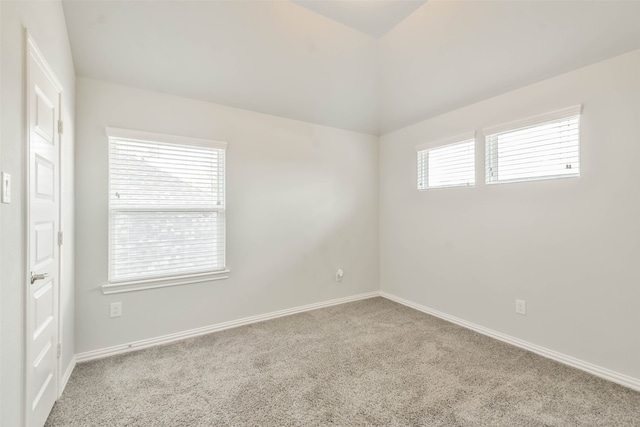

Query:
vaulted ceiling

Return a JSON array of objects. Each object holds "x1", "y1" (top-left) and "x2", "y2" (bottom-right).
[
  {"x1": 292, "y1": 0, "x2": 427, "y2": 38},
  {"x1": 62, "y1": 1, "x2": 640, "y2": 135}
]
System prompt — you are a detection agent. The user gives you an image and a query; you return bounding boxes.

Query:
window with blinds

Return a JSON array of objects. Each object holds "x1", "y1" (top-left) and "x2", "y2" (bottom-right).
[
  {"x1": 107, "y1": 128, "x2": 226, "y2": 284},
  {"x1": 485, "y1": 106, "x2": 581, "y2": 184},
  {"x1": 416, "y1": 134, "x2": 475, "y2": 189}
]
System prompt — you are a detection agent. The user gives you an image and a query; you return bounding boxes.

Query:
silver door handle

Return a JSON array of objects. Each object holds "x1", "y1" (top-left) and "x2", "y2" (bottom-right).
[{"x1": 30, "y1": 272, "x2": 49, "y2": 284}]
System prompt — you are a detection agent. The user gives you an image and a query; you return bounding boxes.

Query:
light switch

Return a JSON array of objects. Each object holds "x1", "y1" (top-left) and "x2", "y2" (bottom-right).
[{"x1": 1, "y1": 172, "x2": 11, "y2": 204}]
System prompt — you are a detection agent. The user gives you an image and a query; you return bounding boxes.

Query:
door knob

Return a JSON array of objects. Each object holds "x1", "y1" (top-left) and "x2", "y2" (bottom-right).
[{"x1": 30, "y1": 272, "x2": 49, "y2": 285}]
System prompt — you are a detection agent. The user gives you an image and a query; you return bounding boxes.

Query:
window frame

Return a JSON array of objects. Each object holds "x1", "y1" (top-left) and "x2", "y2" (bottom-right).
[
  {"x1": 484, "y1": 105, "x2": 582, "y2": 185},
  {"x1": 416, "y1": 132, "x2": 476, "y2": 190},
  {"x1": 103, "y1": 127, "x2": 229, "y2": 295}
]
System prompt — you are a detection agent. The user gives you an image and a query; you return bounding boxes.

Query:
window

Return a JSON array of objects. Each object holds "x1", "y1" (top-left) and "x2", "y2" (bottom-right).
[
  {"x1": 416, "y1": 134, "x2": 475, "y2": 189},
  {"x1": 485, "y1": 105, "x2": 581, "y2": 184},
  {"x1": 106, "y1": 128, "x2": 227, "y2": 291}
]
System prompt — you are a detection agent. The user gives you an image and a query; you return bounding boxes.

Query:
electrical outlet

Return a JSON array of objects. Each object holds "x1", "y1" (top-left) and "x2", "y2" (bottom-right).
[
  {"x1": 515, "y1": 299, "x2": 526, "y2": 315},
  {"x1": 110, "y1": 302, "x2": 122, "y2": 318},
  {"x1": 335, "y1": 268, "x2": 344, "y2": 282}
]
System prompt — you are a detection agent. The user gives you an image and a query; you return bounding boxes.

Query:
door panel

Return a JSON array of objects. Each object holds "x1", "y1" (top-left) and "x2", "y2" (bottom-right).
[
  {"x1": 34, "y1": 222, "x2": 55, "y2": 269},
  {"x1": 35, "y1": 156, "x2": 55, "y2": 198},
  {"x1": 27, "y1": 36, "x2": 61, "y2": 427},
  {"x1": 34, "y1": 87, "x2": 55, "y2": 142},
  {"x1": 32, "y1": 280, "x2": 54, "y2": 340}
]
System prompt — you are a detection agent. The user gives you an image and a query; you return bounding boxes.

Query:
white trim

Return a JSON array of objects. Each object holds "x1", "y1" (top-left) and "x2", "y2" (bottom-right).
[
  {"x1": 105, "y1": 127, "x2": 227, "y2": 150},
  {"x1": 415, "y1": 131, "x2": 476, "y2": 152},
  {"x1": 482, "y1": 104, "x2": 582, "y2": 136},
  {"x1": 76, "y1": 291, "x2": 380, "y2": 362},
  {"x1": 380, "y1": 292, "x2": 640, "y2": 392},
  {"x1": 112, "y1": 207, "x2": 225, "y2": 213},
  {"x1": 0, "y1": 0, "x2": 2, "y2": 413},
  {"x1": 58, "y1": 356, "x2": 76, "y2": 398},
  {"x1": 23, "y1": 29, "x2": 30, "y2": 427},
  {"x1": 484, "y1": 170, "x2": 580, "y2": 186},
  {"x1": 102, "y1": 270, "x2": 231, "y2": 295}
]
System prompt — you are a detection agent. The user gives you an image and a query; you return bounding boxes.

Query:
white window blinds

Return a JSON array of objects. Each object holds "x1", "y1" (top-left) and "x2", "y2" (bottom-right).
[
  {"x1": 108, "y1": 128, "x2": 226, "y2": 283},
  {"x1": 485, "y1": 106, "x2": 581, "y2": 184},
  {"x1": 416, "y1": 135, "x2": 475, "y2": 189}
]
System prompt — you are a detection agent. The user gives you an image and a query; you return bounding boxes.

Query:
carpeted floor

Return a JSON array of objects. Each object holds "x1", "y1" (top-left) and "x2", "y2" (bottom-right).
[{"x1": 46, "y1": 297, "x2": 640, "y2": 426}]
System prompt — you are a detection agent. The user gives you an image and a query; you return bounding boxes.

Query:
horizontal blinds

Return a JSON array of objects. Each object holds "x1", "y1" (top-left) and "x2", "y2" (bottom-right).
[
  {"x1": 485, "y1": 109, "x2": 580, "y2": 184},
  {"x1": 417, "y1": 138, "x2": 475, "y2": 189},
  {"x1": 110, "y1": 211, "x2": 225, "y2": 281},
  {"x1": 110, "y1": 139, "x2": 225, "y2": 209},
  {"x1": 109, "y1": 135, "x2": 226, "y2": 283}
]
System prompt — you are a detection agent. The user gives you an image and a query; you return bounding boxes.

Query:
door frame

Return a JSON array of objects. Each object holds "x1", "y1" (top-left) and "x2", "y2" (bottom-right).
[
  {"x1": 23, "y1": 29, "x2": 65, "y2": 426},
  {"x1": 0, "y1": 3, "x2": 3, "y2": 423}
]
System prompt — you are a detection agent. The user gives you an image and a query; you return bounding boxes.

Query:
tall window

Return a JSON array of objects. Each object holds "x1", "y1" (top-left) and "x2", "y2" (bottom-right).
[
  {"x1": 416, "y1": 134, "x2": 475, "y2": 189},
  {"x1": 485, "y1": 106, "x2": 581, "y2": 184},
  {"x1": 107, "y1": 128, "x2": 226, "y2": 285}
]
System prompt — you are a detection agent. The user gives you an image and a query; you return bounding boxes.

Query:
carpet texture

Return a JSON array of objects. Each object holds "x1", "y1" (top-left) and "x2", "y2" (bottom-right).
[{"x1": 46, "y1": 297, "x2": 640, "y2": 426}]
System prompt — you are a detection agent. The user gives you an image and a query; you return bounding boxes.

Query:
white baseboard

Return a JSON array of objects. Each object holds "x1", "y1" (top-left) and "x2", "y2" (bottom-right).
[
  {"x1": 59, "y1": 356, "x2": 76, "y2": 398},
  {"x1": 76, "y1": 291, "x2": 380, "y2": 363},
  {"x1": 380, "y1": 291, "x2": 640, "y2": 392}
]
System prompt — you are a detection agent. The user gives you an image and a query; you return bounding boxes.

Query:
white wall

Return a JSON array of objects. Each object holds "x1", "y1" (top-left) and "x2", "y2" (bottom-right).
[
  {"x1": 379, "y1": 50, "x2": 640, "y2": 380},
  {"x1": 0, "y1": 1, "x2": 75, "y2": 426},
  {"x1": 75, "y1": 77, "x2": 379, "y2": 354}
]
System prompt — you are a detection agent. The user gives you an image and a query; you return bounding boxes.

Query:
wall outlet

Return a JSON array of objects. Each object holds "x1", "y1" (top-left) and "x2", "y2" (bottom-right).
[
  {"x1": 515, "y1": 299, "x2": 526, "y2": 315},
  {"x1": 335, "y1": 268, "x2": 344, "y2": 282},
  {"x1": 110, "y1": 302, "x2": 122, "y2": 318}
]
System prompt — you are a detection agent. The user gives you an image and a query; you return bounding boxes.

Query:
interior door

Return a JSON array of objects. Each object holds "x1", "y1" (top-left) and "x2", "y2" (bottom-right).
[{"x1": 26, "y1": 35, "x2": 61, "y2": 427}]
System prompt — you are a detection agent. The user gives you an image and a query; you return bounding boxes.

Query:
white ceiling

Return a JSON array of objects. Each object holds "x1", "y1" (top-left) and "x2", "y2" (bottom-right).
[
  {"x1": 378, "y1": 0, "x2": 640, "y2": 133},
  {"x1": 292, "y1": 0, "x2": 427, "y2": 38},
  {"x1": 62, "y1": 1, "x2": 640, "y2": 135},
  {"x1": 62, "y1": 1, "x2": 380, "y2": 134}
]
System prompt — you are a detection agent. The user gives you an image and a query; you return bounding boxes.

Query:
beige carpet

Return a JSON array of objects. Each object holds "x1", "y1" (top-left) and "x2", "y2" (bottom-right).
[{"x1": 46, "y1": 297, "x2": 640, "y2": 426}]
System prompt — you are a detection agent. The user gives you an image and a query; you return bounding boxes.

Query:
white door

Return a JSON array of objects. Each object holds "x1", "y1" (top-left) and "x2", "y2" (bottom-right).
[{"x1": 26, "y1": 34, "x2": 62, "y2": 427}]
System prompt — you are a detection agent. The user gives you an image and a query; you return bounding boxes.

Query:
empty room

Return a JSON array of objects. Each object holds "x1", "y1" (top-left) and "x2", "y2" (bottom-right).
[{"x1": 1, "y1": 0, "x2": 640, "y2": 425}]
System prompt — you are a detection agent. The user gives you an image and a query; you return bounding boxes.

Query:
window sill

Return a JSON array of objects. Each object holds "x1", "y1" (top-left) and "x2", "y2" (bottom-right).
[{"x1": 102, "y1": 270, "x2": 231, "y2": 295}]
